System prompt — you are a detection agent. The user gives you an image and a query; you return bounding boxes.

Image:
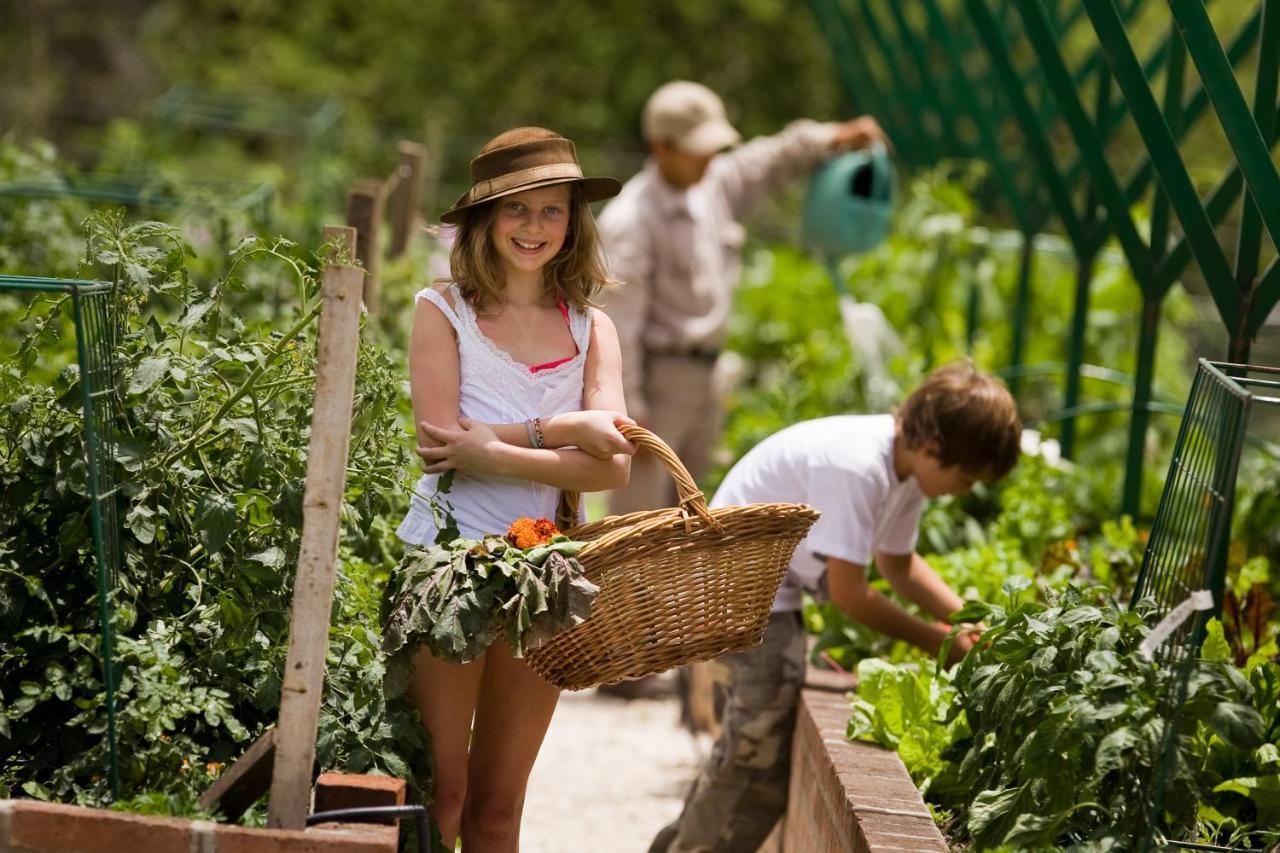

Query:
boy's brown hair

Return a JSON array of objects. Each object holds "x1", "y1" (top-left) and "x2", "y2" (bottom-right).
[{"x1": 897, "y1": 361, "x2": 1021, "y2": 481}]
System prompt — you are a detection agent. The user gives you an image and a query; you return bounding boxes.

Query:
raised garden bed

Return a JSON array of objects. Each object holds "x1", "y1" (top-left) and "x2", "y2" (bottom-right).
[{"x1": 771, "y1": 668, "x2": 946, "y2": 853}]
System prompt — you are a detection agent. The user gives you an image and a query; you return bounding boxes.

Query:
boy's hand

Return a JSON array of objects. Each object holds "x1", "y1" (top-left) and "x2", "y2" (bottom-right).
[{"x1": 946, "y1": 623, "x2": 985, "y2": 666}]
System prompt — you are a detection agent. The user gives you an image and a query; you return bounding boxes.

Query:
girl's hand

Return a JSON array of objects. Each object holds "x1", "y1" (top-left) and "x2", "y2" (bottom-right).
[
  {"x1": 556, "y1": 410, "x2": 638, "y2": 459},
  {"x1": 417, "y1": 418, "x2": 506, "y2": 476}
]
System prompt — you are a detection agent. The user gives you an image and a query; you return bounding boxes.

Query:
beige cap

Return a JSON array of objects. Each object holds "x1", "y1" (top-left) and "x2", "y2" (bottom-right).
[{"x1": 642, "y1": 81, "x2": 741, "y2": 156}]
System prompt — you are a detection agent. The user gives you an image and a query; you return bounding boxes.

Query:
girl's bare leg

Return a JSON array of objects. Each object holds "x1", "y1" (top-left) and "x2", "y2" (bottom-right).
[
  {"x1": 408, "y1": 647, "x2": 485, "y2": 847},
  {"x1": 461, "y1": 642, "x2": 561, "y2": 851}
]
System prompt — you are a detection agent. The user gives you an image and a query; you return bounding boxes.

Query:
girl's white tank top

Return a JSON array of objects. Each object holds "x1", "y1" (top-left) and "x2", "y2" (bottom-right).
[{"x1": 396, "y1": 283, "x2": 591, "y2": 544}]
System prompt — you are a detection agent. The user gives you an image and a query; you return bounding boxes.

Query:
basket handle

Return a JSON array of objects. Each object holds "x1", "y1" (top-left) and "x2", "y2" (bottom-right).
[{"x1": 556, "y1": 423, "x2": 719, "y2": 531}]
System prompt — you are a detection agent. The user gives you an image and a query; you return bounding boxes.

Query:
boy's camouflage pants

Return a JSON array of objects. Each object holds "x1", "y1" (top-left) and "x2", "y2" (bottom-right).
[{"x1": 649, "y1": 611, "x2": 807, "y2": 853}]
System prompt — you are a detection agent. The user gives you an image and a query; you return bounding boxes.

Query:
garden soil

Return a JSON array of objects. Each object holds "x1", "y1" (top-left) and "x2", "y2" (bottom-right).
[{"x1": 522, "y1": 675, "x2": 711, "y2": 852}]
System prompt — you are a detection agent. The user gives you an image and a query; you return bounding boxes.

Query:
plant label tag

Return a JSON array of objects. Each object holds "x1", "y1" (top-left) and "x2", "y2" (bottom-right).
[{"x1": 1138, "y1": 589, "x2": 1215, "y2": 662}]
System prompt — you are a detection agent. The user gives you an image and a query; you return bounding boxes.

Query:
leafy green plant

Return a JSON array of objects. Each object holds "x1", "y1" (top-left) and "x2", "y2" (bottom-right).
[
  {"x1": 849, "y1": 581, "x2": 1280, "y2": 850},
  {"x1": 0, "y1": 211, "x2": 426, "y2": 809}
]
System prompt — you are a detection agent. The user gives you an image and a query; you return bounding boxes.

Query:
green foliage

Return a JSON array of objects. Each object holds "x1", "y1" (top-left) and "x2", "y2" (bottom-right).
[
  {"x1": 848, "y1": 658, "x2": 965, "y2": 797},
  {"x1": 381, "y1": 533, "x2": 597, "y2": 689},
  {"x1": 0, "y1": 211, "x2": 426, "y2": 809},
  {"x1": 0, "y1": 135, "x2": 88, "y2": 278},
  {"x1": 849, "y1": 586, "x2": 1280, "y2": 850}
]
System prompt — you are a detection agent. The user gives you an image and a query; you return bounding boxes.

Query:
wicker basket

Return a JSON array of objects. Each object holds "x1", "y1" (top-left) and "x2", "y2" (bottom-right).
[{"x1": 524, "y1": 424, "x2": 820, "y2": 690}]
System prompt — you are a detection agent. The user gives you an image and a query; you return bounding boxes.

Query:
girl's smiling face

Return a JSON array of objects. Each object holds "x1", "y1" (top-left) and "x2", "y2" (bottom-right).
[{"x1": 490, "y1": 184, "x2": 572, "y2": 278}]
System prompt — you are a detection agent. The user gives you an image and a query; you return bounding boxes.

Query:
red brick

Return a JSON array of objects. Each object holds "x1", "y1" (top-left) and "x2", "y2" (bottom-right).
[
  {"x1": 7, "y1": 800, "x2": 192, "y2": 853},
  {"x1": 783, "y1": 675, "x2": 949, "y2": 852},
  {"x1": 212, "y1": 822, "x2": 397, "y2": 853},
  {"x1": 312, "y1": 773, "x2": 406, "y2": 825}
]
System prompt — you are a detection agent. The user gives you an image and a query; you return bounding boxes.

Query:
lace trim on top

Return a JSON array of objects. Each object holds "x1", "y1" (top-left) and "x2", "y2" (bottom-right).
[{"x1": 444, "y1": 284, "x2": 589, "y2": 381}]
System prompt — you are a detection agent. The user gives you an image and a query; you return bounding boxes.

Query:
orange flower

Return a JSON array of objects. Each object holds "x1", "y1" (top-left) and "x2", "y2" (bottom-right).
[{"x1": 506, "y1": 517, "x2": 561, "y2": 549}]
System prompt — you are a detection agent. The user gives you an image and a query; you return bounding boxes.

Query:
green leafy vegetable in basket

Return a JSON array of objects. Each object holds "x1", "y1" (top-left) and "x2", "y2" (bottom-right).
[{"x1": 380, "y1": 516, "x2": 598, "y2": 696}]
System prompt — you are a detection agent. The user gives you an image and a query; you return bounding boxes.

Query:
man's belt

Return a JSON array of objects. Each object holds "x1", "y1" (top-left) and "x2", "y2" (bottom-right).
[{"x1": 649, "y1": 345, "x2": 722, "y2": 364}]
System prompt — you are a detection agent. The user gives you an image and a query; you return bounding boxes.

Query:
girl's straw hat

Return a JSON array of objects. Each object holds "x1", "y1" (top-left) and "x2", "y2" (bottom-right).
[{"x1": 441, "y1": 127, "x2": 621, "y2": 224}]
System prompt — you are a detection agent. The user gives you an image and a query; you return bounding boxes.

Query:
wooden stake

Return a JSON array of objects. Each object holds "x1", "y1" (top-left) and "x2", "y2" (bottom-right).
[
  {"x1": 388, "y1": 141, "x2": 426, "y2": 259},
  {"x1": 266, "y1": 241, "x2": 364, "y2": 830},
  {"x1": 345, "y1": 181, "x2": 382, "y2": 315}
]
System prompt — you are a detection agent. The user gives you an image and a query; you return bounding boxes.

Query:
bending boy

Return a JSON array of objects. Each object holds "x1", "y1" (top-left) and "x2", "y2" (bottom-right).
[{"x1": 650, "y1": 362, "x2": 1022, "y2": 853}]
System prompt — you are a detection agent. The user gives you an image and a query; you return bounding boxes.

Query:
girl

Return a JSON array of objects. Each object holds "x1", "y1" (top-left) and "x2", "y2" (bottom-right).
[{"x1": 395, "y1": 127, "x2": 634, "y2": 850}]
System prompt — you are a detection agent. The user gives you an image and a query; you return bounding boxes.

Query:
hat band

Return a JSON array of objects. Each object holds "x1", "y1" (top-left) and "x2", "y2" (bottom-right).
[{"x1": 467, "y1": 163, "x2": 585, "y2": 204}]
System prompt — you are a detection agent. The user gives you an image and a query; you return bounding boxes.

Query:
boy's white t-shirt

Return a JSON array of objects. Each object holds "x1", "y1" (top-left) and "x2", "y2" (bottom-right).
[{"x1": 710, "y1": 414, "x2": 925, "y2": 613}]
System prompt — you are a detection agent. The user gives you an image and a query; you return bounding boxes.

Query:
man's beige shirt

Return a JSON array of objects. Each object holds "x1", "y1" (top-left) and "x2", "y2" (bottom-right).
[{"x1": 598, "y1": 120, "x2": 838, "y2": 420}]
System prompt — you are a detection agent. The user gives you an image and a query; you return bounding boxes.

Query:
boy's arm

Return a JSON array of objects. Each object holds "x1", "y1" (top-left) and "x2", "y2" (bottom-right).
[
  {"x1": 712, "y1": 116, "x2": 891, "y2": 220},
  {"x1": 826, "y1": 556, "x2": 954, "y2": 658},
  {"x1": 873, "y1": 551, "x2": 965, "y2": 622}
]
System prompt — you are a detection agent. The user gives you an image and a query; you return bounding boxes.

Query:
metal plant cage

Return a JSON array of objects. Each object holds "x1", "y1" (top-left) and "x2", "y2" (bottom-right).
[
  {"x1": 0, "y1": 275, "x2": 122, "y2": 799},
  {"x1": 1131, "y1": 359, "x2": 1280, "y2": 851}
]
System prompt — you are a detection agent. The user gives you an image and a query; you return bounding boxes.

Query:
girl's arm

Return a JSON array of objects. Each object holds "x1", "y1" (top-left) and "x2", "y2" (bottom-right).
[
  {"x1": 439, "y1": 410, "x2": 635, "y2": 459},
  {"x1": 417, "y1": 310, "x2": 635, "y2": 492},
  {"x1": 408, "y1": 295, "x2": 463, "y2": 453}
]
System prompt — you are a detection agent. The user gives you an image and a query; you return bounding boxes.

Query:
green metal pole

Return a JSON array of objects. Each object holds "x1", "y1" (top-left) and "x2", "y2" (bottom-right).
[
  {"x1": 1122, "y1": 295, "x2": 1161, "y2": 518},
  {"x1": 1060, "y1": 248, "x2": 1097, "y2": 461},
  {"x1": 1061, "y1": 62, "x2": 1113, "y2": 464},
  {"x1": 1170, "y1": 0, "x2": 1280, "y2": 255},
  {"x1": 1119, "y1": 8, "x2": 1260, "y2": 209},
  {"x1": 966, "y1": 0, "x2": 1087, "y2": 247},
  {"x1": 1231, "y1": 0, "x2": 1280, "y2": 361},
  {"x1": 920, "y1": 0, "x2": 1035, "y2": 230},
  {"x1": 1085, "y1": 0, "x2": 1239, "y2": 326},
  {"x1": 1015, "y1": 0, "x2": 1154, "y2": 282},
  {"x1": 1122, "y1": 12, "x2": 1188, "y2": 521},
  {"x1": 853, "y1": 0, "x2": 941, "y2": 162},
  {"x1": 70, "y1": 287, "x2": 120, "y2": 801},
  {"x1": 1009, "y1": 232, "x2": 1036, "y2": 401},
  {"x1": 879, "y1": 1, "x2": 967, "y2": 156},
  {"x1": 806, "y1": 0, "x2": 902, "y2": 154}
]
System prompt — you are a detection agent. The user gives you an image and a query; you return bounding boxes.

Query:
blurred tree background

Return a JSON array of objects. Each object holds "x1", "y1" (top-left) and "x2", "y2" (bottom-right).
[{"x1": 1, "y1": 0, "x2": 844, "y2": 216}]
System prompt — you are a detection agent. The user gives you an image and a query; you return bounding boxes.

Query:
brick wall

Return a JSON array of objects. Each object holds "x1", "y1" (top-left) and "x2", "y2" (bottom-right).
[
  {"x1": 0, "y1": 773, "x2": 405, "y2": 853},
  {"x1": 778, "y1": 670, "x2": 948, "y2": 852}
]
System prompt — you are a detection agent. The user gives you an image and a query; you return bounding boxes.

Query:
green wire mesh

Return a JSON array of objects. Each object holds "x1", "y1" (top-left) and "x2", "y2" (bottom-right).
[
  {"x1": 1130, "y1": 361, "x2": 1269, "y2": 651},
  {"x1": 1131, "y1": 360, "x2": 1280, "y2": 850},
  {"x1": 0, "y1": 275, "x2": 121, "y2": 800}
]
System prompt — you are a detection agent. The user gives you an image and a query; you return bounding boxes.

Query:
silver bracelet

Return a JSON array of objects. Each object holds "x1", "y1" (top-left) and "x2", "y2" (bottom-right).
[{"x1": 524, "y1": 419, "x2": 538, "y2": 448}]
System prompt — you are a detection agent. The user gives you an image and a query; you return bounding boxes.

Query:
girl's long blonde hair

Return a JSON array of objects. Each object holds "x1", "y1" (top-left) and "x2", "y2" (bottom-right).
[{"x1": 446, "y1": 182, "x2": 612, "y2": 313}]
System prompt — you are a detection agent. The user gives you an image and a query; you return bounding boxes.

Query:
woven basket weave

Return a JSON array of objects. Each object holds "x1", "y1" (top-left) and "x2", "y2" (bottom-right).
[{"x1": 524, "y1": 424, "x2": 820, "y2": 690}]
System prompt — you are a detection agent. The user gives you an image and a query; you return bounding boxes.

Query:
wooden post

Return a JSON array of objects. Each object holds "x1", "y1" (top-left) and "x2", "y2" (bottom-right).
[
  {"x1": 388, "y1": 141, "x2": 426, "y2": 259},
  {"x1": 345, "y1": 181, "x2": 382, "y2": 315},
  {"x1": 422, "y1": 114, "x2": 447, "y2": 221},
  {"x1": 267, "y1": 226, "x2": 363, "y2": 830}
]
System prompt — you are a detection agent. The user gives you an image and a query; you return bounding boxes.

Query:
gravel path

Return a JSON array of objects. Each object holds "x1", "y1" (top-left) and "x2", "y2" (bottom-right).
[{"x1": 521, "y1": 678, "x2": 711, "y2": 853}]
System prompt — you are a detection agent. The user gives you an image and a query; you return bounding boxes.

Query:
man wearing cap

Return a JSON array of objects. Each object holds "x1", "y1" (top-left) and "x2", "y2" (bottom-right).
[{"x1": 599, "y1": 80, "x2": 889, "y2": 519}]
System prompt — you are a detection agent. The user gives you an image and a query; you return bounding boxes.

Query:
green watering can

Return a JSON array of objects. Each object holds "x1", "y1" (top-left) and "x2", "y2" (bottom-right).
[
  {"x1": 802, "y1": 142, "x2": 895, "y2": 257},
  {"x1": 802, "y1": 143, "x2": 901, "y2": 406}
]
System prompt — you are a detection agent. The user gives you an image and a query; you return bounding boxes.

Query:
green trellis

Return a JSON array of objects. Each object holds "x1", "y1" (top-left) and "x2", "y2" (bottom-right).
[
  {"x1": 807, "y1": 0, "x2": 1280, "y2": 520},
  {"x1": 0, "y1": 276, "x2": 122, "y2": 800}
]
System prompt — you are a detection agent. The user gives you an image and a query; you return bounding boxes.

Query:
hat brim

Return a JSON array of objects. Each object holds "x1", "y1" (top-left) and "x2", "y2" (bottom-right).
[
  {"x1": 441, "y1": 175, "x2": 622, "y2": 224},
  {"x1": 675, "y1": 119, "x2": 741, "y2": 157}
]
